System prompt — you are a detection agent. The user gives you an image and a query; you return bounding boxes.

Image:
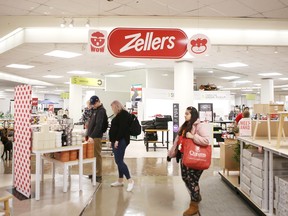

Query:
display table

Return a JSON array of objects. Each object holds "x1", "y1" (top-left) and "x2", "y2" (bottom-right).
[
  {"x1": 144, "y1": 129, "x2": 169, "y2": 152},
  {"x1": 253, "y1": 104, "x2": 284, "y2": 143},
  {"x1": 32, "y1": 145, "x2": 83, "y2": 201},
  {"x1": 277, "y1": 111, "x2": 288, "y2": 148},
  {"x1": 41, "y1": 156, "x2": 96, "y2": 192}
]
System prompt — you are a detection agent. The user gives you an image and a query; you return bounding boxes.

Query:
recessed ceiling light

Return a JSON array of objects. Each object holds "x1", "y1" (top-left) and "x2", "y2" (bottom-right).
[
  {"x1": 67, "y1": 70, "x2": 92, "y2": 75},
  {"x1": 282, "y1": 88, "x2": 288, "y2": 91},
  {"x1": 208, "y1": 70, "x2": 213, "y2": 73},
  {"x1": 5, "y1": 89, "x2": 14, "y2": 92},
  {"x1": 55, "y1": 89, "x2": 65, "y2": 92},
  {"x1": 253, "y1": 84, "x2": 261, "y2": 86},
  {"x1": 64, "y1": 82, "x2": 70, "y2": 84},
  {"x1": 6, "y1": 64, "x2": 34, "y2": 69},
  {"x1": 279, "y1": 78, "x2": 288, "y2": 81},
  {"x1": 233, "y1": 80, "x2": 252, "y2": 84},
  {"x1": 43, "y1": 75, "x2": 63, "y2": 79},
  {"x1": 44, "y1": 50, "x2": 82, "y2": 58},
  {"x1": 114, "y1": 62, "x2": 145, "y2": 67},
  {"x1": 105, "y1": 74, "x2": 125, "y2": 78},
  {"x1": 33, "y1": 86, "x2": 47, "y2": 89},
  {"x1": 221, "y1": 76, "x2": 240, "y2": 80},
  {"x1": 258, "y1": 72, "x2": 282, "y2": 76},
  {"x1": 218, "y1": 62, "x2": 248, "y2": 68},
  {"x1": 162, "y1": 73, "x2": 169, "y2": 77}
]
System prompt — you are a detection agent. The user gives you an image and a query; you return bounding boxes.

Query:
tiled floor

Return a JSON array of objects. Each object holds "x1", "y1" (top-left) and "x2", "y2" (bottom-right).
[{"x1": 0, "y1": 141, "x2": 257, "y2": 216}]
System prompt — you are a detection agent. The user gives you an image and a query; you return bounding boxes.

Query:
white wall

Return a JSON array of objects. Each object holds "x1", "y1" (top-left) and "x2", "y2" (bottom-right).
[
  {"x1": 146, "y1": 69, "x2": 174, "y2": 89},
  {"x1": 0, "y1": 98, "x2": 12, "y2": 114}
]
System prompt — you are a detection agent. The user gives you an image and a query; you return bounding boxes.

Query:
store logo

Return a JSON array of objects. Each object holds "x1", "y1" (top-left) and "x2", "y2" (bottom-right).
[
  {"x1": 108, "y1": 28, "x2": 188, "y2": 59},
  {"x1": 89, "y1": 30, "x2": 107, "y2": 54},
  {"x1": 188, "y1": 34, "x2": 211, "y2": 57}
]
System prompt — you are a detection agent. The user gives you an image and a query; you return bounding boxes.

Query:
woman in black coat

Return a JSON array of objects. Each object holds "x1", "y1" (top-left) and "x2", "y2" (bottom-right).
[{"x1": 109, "y1": 100, "x2": 134, "y2": 192}]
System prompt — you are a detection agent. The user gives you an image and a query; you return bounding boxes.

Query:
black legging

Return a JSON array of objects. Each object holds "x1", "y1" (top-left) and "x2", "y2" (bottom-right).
[{"x1": 181, "y1": 162, "x2": 203, "y2": 202}]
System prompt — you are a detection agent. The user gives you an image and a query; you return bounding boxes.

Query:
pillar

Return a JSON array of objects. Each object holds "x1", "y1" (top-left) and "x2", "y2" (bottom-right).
[
  {"x1": 69, "y1": 80, "x2": 82, "y2": 123},
  {"x1": 261, "y1": 78, "x2": 274, "y2": 103},
  {"x1": 174, "y1": 60, "x2": 194, "y2": 125}
]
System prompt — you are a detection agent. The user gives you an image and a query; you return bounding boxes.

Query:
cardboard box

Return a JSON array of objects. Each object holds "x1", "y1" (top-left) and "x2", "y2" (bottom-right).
[
  {"x1": 251, "y1": 155, "x2": 264, "y2": 170},
  {"x1": 251, "y1": 173, "x2": 264, "y2": 189},
  {"x1": 241, "y1": 173, "x2": 251, "y2": 187},
  {"x1": 242, "y1": 157, "x2": 251, "y2": 168},
  {"x1": 240, "y1": 182, "x2": 250, "y2": 197},
  {"x1": 243, "y1": 165, "x2": 251, "y2": 178},
  {"x1": 220, "y1": 142, "x2": 239, "y2": 171},
  {"x1": 251, "y1": 165, "x2": 264, "y2": 178},
  {"x1": 251, "y1": 183, "x2": 264, "y2": 198},
  {"x1": 254, "y1": 104, "x2": 284, "y2": 114},
  {"x1": 250, "y1": 191, "x2": 263, "y2": 209},
  {"x1": 243, "y1": 148, "x2": 261, "y2": 161}
]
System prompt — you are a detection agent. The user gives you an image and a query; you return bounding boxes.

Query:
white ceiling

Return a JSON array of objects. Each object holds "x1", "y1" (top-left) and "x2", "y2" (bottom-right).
[{"x1": 0, "y1": 0, "x2": 288, "y2": 96}]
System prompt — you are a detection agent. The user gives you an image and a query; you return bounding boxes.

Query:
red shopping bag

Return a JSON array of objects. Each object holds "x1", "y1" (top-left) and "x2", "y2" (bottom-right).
[{"x1": 182, "y1": 138, "x2": 212, "y2": 170}]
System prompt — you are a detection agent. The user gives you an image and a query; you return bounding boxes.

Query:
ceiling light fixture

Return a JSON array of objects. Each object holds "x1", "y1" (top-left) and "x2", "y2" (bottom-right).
[
  {"x1": 5, "y1": 89, "x2": 14, "y2": 92},
  {"x1": 60, "y1": 19, "x2": 66, "y2": 28},
  {"x1": 6, "y1": 64, "x2": 34, "y2": 69},
  {"x1": 114, "y1": 62, "x2": 145, "y2": 67},
  {"x1": 233, "y1": 80, "x2": 252, "y2": 84},
  {"x1": 218, "y1": 62, "x2": 248, "y2": 68},
  {"x1": 258, "y1": 72, "x2": 282, "y2": 76},
  {"x1": 33, "y1": 86, "x2": 47, "y2": 89},
  {"x1": 64, "y1": 82, "x2": 70, "y2": 85},
  {"x1": 67, "y1": 70, "x2": 92, "y2": 75},
  {"x1": 44, "y1": 50, "x2": 82, "y2": 58},
  {"x1": 208, "y1": 70, "x2": 213, "y2": 73},
  {"x1": 279, "y1": 78, "x2": 288, "y2": 81},
  {"x1": 43, "y1": 75, "x2": 63, "y2": 79},
  {"x1": 69, "y1": 19, "x2": 74, "y2": 28},
  {"x1": 85, "y1": 19, "x2": 90, "y2": 28},
  {"x1": 221, "y1": 76, "x2": 240, "y2": 80},
  {"x1": 161, "y1": 73, "x2": 169, "y2": 77}
]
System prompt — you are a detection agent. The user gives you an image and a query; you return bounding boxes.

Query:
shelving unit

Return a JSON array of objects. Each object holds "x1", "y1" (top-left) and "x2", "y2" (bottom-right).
[
  {"x1": 213, "y1": 121, "x2": 234, "y2": 147},
  {"x1": 221, "y1": 136, "x2": 288, "y2": 216}
]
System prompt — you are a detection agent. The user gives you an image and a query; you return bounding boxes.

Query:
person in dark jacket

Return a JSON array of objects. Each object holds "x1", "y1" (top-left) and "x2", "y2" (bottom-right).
[
  {"x1": 109, "y1": 100, "x2": 134, "y2": 192},
  {"x1": 87, "y1": 95, "x2": 107, "y2": 183}
]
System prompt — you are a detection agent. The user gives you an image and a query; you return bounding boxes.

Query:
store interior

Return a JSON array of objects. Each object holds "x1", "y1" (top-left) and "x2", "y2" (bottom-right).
[{"x1": 1, "y1": 0, "x2": 288, "y2": 216}]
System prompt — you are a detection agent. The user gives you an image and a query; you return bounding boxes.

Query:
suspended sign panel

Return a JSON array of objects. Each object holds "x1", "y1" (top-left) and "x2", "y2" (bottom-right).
[
  {"x1": 88, "y1": 30, "x2": 108, "y2": 55},
  {"x1": 71, "y1": 76, "x2": 104, "y2": 87},
  {"x1": 188, "y1": 34, "x2": 211, "y2": 57},
  {"x1": 108, "y1": 28, "x2": 188, "y2": 59}
]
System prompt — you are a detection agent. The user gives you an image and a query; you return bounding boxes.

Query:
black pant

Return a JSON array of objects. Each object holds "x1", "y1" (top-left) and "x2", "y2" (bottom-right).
[{"x1": 181, "y1": 162, "x2": 203, "y2": 202}]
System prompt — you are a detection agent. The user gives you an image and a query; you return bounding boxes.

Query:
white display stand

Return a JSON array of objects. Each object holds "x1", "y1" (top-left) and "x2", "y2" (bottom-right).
[{"x1": 32, "y1": 145, "x2": 83, "y2": 201}]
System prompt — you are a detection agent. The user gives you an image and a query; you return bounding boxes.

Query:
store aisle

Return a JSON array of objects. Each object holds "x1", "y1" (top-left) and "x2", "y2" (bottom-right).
[{"x1": 82, "y1": 156, "x2": 257, "y2": 216}]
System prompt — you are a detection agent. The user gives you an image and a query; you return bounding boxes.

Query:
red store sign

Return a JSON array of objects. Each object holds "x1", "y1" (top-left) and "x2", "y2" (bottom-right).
[{"x1": 108, "y1": 28, "x2": 188, "y2": 59}]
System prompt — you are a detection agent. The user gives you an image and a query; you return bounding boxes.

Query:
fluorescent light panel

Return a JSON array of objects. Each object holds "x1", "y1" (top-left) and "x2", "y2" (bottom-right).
[
  {"x1": 44, "y1": 50, "x2": 82, "y2": 58},
  {"x1": 221, "y1": 76, "x2": 240, "y2": 80},
  {"x1": 233, "y1": 80, "x2": 252, "y2": 84},
  {"x1": 43, "y1": 75, "x2": 63, "y2": 79},
  {"x1": 67, "y1": 70, "x2": 92, "y2": 75},
  {"x1": 114, "y1": 62, "x2": 145, "y2": 67},
  {"x1": 258, "y1": 72, "x2": 282, "y2": 76},
  {"x1": 279, "y1": 78, "x2": 288, "y2": 80},
  {"x1": 6, "y1": 64, "x2": 34, "y2": 69},
  {"x1": 218, "y1": 62, "x2": 248, "y2": 68}
]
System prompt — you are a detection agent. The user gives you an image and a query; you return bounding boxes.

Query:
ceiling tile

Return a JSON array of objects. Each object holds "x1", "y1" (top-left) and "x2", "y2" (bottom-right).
[
  {"x1": 0, "y1": 4, "x2": 30, "y2": 15},
  {"x1": 263, "y1": 7, "x2": 288, "y2": 19},
  {"x1": 238, "y1": 0, "x2": 286, "y2": 13}
]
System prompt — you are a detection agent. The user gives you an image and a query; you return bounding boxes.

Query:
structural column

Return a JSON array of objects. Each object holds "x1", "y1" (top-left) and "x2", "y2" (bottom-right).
[
  {"x1": 261, "y1": 78, "x2": 274, "y2": 103},
  {"x1": 174, "y1": 60, "x2": 194, "y2": 125},
  {"x1": 69, "y1": 80, "x2": 82, "y2": 122}
]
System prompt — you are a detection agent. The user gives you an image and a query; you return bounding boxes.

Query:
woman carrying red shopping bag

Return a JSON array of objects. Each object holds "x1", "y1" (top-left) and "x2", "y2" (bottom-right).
[{"x1": 168, "y1": 106, "x2": 211, "y2": 216}]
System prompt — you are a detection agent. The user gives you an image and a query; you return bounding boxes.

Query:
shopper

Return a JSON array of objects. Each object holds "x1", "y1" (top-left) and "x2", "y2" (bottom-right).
[
  {"x1": 87, "y1": 95, "x2": 107, "y2": 183},
  {"x1": 235, "y1": 106, "x2": 249, "y2": 125},
  {"x1": 109, "y1": 100, "x2": 134, "y2": 192},
  {"x1": 168, "y1": 106, "x2": 210, "y2": 216}
]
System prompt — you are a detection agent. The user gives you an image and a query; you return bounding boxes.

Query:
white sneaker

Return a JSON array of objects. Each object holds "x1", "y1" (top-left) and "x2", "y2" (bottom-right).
[
  {"x1": 110, "y1": 181, "x2": 124, "y2": 187},
  {"x1": 127, "y1": 180, "x2": 134, "y2": 192}
]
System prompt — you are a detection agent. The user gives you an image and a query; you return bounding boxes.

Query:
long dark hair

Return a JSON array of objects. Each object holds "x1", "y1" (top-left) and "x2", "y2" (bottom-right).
[{"x1": 178, "y1": 106, "x2": 199, "y2": 138}]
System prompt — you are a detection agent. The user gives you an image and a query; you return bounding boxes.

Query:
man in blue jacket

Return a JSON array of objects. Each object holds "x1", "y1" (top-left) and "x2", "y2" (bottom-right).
[{"x1": 87, "y1": 95, "x2": 108, "y2": 183}]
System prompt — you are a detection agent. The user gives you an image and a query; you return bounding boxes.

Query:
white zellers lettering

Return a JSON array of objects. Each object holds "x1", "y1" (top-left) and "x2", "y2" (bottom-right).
[
  {"x1": 189, "y1": 150, "x2": 206, "y2": 158},
  {"x1": 120, "y1": 32, "x2": 176, "y2": 53}
]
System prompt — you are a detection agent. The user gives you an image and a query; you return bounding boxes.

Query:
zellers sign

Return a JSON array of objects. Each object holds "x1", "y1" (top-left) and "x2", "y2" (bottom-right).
[{"x1": 108, "y1": 28, "x2": 188, "y2": 59}]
